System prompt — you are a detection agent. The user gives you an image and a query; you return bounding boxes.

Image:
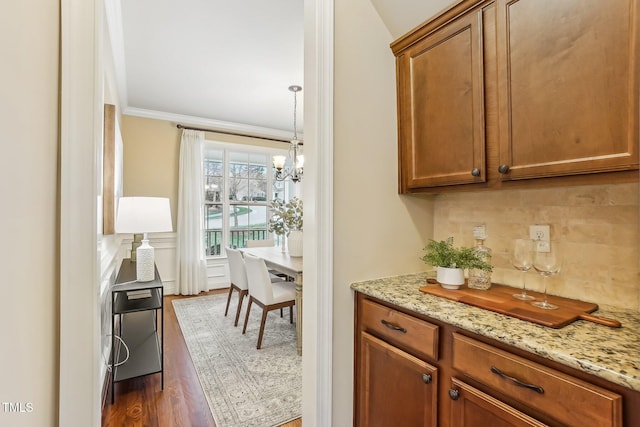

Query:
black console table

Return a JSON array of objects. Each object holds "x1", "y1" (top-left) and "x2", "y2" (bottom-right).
[{"x1": 110, "y1": 259, "x2": 163, "y2": 403}]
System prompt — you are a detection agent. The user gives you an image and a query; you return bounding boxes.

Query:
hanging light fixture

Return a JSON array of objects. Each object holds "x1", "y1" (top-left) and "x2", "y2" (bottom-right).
[{"x1": 274, "y1": 85, "x2": 303, "y2": 183}]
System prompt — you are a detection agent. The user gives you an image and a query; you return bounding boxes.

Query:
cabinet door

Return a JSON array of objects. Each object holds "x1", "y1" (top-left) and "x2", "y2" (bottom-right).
[
  {"x1": 397, "y1": 6, "x2": 487, "y2": 191},
  {"x1": 358, "y1": 332, "x2": 438, "y2": 427},
  {"x1": 449, "y1": 378, "x2": 548, "y2": 427},
  {"x1": 496, "y1": 0, "x2": 639, "y2": 180}
]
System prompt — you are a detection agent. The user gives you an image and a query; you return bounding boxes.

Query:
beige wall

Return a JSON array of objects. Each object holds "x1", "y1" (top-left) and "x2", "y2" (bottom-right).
[
  {"x1": 333, "y1": 0, "x2": 436, "y2": 423},
  {"x1": 0, "y1": 1, "x2": 59, "y2": 426},
  {"x1": 434, "y1": 183, "x2": 640, "y2": 309},
  {"x1": 120, "y1": 116, "x2": 182, "y2": 226},
  {"x1": 120, "y1": 115, "x2": 288, "y2": 228}
]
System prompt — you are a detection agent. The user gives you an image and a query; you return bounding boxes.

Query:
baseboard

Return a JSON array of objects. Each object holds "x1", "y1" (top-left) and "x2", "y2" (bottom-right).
[
  {"x1": 101, "y1": 315, "x2": 121, "y2": 410},
  {"x1": 101, "y1": 365, "x2": 111, "y2": 412}
]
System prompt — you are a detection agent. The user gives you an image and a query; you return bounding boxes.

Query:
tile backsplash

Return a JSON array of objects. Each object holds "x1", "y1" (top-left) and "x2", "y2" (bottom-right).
[{"x1": 433, "y1": 183, "x2": 639, "y2": 310}]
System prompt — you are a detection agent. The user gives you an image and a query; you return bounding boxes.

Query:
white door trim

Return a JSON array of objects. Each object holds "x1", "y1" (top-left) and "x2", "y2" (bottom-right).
[
  {"x1": 60, "y1": 0, "x2": 336, "y2": 425},
  {"x1": 302, "y1": 0, "x2": 334, "y2": 425},
  {"x1": 59, "y1": 0, "x2": 103, "y2": 425}
]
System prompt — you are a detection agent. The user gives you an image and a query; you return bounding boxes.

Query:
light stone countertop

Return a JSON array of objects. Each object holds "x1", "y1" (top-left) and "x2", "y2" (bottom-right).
[{"x1": 351, "y1": 272, "x2": 640, "y2": 392}]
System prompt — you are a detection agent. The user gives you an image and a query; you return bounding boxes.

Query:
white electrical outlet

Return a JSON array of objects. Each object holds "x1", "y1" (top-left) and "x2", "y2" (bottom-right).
[{"x1": 529, "y1": 224, "x2": 550, "y2": 252}]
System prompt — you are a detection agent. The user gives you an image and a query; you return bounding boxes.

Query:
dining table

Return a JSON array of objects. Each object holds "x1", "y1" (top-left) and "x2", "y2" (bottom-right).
[{"x1": 239, "y1": 246, "x2": 303, "y2": 355}]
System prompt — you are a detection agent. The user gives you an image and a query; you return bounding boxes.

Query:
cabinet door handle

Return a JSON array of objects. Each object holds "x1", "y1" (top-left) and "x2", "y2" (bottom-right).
[
  {"x1": 422, "y1": 373, "x2": 432, "y2": 384},
  {"x1": 491, "y1": 366, "x2": 544, "y2": 394},
  {"x1": 498, "y1": 164, "x2": 510, "y2": 174},
  {"x1": 448, "y1": 389, "x2": 460, "y2": 400},
  {"x1": 471, "y1": 168, "x2": 481, "y2": 177},
  {"x1": 380, "y1": 319, "x2": 407, "y2": 334}
]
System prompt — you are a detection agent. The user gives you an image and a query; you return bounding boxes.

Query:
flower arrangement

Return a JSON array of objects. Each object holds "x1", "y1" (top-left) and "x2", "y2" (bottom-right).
[
  {"x1": 421, "y1": 237, "x2": 492, "y2": 271},
  {"x1": 268, "y1": 197, "x2": 303, "y2": 236}
]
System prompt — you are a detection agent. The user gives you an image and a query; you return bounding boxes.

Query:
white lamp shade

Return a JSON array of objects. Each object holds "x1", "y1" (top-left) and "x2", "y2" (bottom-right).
[
  {"x1": 273, "y1": 155, "x2": 287, "y2": 169},
  {"x1": 115, "y1": 197, "x2": 173, "y2": 234}
]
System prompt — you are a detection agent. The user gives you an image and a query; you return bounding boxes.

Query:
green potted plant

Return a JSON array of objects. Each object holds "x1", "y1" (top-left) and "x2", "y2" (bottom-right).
[
  {"x1": 421, "y1": 237, "x2": 492, "y2": 289},
  {"x1": 268, "y1": 197, "x2": 303, "y2": 256}
]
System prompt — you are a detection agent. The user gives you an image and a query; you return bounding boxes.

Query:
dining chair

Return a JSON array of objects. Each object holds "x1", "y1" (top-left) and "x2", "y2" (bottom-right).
[
  {"x1": 243, "y1": 253, "x2": 296, "y2": 349},
  {"x1": 245, "y1": 239, "x2": 290, "y2": 280},
  {"x1": 224, "y1": 247, "x2": 250, "y2": 327}
]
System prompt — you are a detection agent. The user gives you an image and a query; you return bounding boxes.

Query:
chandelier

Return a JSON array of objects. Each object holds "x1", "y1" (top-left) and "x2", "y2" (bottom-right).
[{"x1": 273, "y1": 85, "x2": 303, "y2": 183}]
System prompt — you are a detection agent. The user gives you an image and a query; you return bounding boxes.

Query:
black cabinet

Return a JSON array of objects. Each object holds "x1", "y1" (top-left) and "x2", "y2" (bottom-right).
[{"x1": 110, "y1": 259, "x2": 163, "y2": 403}]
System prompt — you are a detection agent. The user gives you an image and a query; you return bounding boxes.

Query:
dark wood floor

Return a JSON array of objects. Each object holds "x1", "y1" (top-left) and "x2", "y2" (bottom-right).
[{"x1": 102, "y1": 289, "x2": 302, "y2": 427}]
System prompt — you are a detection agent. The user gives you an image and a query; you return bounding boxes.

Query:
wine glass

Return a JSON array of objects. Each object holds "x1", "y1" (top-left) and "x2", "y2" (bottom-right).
[
  {"x1": 532, "y1": 242, "x2": 562, "y2": 310},
  {"x1": 511, "y1": 238, "x2": 535, "y2": 301}
]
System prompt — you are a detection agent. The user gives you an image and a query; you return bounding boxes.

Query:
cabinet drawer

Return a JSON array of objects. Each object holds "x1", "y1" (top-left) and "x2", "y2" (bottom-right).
[
  {"x1": 360, "y1": 299, "x2": 439, "y2": 361},
  {"x1": 452, "y1": 333, "x2": 622, "y2": 427}
]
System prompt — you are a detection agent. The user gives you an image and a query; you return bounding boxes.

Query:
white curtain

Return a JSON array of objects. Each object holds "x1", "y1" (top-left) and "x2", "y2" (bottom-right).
[{"x1": 176, "y1": 129, "x2": 208, "y2": 295}]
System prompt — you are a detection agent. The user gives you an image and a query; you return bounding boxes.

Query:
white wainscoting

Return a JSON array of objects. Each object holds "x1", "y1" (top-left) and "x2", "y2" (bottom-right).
[
  {"x1": 98, "y1": 233, "x2": 125, "y2": 403},
  {"x1": 118, "y1": 232, "x2": 230, "y2": 294},
  {"x1": 206, "y1": 258, "x2": 230, "y2": 290},
  {"x1": 101, "y1": 232, "x2": 231, "y2": 402}
]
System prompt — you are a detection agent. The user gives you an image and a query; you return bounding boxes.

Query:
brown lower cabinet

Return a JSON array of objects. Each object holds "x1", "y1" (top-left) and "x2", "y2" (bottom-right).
[
  {"x1": 354, "y1": 292, "x2": 639, "y2": 427},
  {"x1": 449, "y1": 378, "x2": 546, "y2": 427},
  {"x1": 358, "y1": 333, "x2": 438, "y2": 427}
]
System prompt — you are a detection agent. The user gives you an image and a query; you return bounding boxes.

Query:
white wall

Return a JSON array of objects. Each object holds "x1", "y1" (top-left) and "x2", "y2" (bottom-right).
[
  {"x1": 332, "y1": 0, "x2": 436, "y2": 424},
  {"x1": 370, "y1": 0, "x2": 457, "y2": 38},
  {"x1": 0, "y1": 1, "x2": 59, "y2": 426}
]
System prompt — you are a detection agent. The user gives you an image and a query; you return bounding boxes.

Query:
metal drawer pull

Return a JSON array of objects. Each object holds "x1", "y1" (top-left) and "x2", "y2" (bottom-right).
[
  {"x1": 491, "y1": 366, "x2": 544, "y2": 394},
  {"x1": 380, "y1": 319, "x2": 407, "y2": 333},
  {"x1": 422, "y1": 373, "x2": 432, "y2": 384}
]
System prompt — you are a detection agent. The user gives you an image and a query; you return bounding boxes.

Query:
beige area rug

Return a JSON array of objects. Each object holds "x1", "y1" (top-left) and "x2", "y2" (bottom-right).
[{"x1": 173, "y1": 294, "x2": 301, "y2": 427}]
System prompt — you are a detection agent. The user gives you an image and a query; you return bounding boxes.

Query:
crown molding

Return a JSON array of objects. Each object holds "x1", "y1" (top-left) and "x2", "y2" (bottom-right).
[{"x1": 123, "y1": 107, "x2": 303, "y2": 141}]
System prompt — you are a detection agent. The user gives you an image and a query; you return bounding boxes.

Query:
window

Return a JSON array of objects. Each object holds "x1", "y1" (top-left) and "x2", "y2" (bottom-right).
[{"x1": 203, "y1": 142, "x2": 295, "y2": 256}]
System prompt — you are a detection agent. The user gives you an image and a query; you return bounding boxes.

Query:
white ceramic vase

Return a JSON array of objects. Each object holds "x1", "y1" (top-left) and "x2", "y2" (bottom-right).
[
  {"x1": 287, "y1": 230, "x2": 303, "y2": 257},
  {"x1": 436, "y1": 266, "x2": 465, "y2": 289}
]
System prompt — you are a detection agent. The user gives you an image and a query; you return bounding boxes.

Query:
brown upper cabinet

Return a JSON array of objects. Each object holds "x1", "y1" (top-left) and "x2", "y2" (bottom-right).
[
  {"x1": 392, "y1": 0, "x2": 639, "y2": 193},
  {"x1": 394, "y1": 3, "x2": 490, "y2": 189}
]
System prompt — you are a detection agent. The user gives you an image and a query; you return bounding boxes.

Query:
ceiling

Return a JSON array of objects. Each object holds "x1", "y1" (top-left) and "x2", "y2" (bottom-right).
[
  {"x1": 108, "y1": 0, "x2": 304, "y2": 138},
  {"x1": 107, "y1": 0, "x2": 455, "y2": 138},
  {"x1": 370, "y1": 0, "x2": 457, "y2": 38}
]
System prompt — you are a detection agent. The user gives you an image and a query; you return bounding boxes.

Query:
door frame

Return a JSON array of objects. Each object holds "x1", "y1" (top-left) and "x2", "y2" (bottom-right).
[{"x1": 59, "y1": 0, "x2": 335, "y2": 426}]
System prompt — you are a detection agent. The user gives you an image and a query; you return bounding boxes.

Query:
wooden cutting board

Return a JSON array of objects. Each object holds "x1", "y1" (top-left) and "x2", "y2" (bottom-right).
[{"x1": 419, "y1": 282, "x2": 621, "y2": 328}]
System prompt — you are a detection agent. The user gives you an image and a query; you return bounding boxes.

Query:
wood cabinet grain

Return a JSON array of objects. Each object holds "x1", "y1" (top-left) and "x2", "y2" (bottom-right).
[
  {"x1": 496, "y1": 0, "x2": 639, "y2": 181},
  {"x1": 396, "y1": 5, "x2": 488, "y2": 190},
  {"x1": 392, "y1": 0, "x2": 639, "y2": 193},
  {"x1": 452, "y1": 333, "x2": 622, "y2": 427},
  {"x1": 358, "y1": 332, "x2": 438, "y2": 427},
  {"x1": 354, "y1": 292, "x2": 637, "y2": 426},
  {"x1": 448, "y1": 378, "x2": 547, "y2": 427}
]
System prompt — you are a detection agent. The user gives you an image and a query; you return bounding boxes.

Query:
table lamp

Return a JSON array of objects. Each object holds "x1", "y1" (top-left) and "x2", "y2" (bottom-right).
[{"x1": 115, "y1": 197, "x2": 173, "y2": 281}]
